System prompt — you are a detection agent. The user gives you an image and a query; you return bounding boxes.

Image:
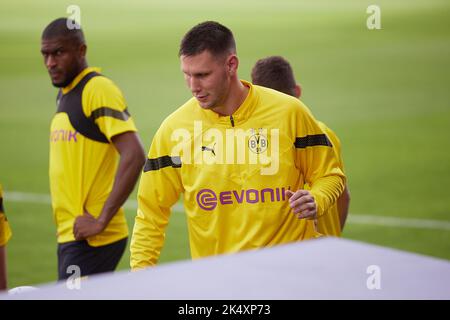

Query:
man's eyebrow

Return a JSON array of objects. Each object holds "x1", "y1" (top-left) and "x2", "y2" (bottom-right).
[
  {"x1": 41, "y1": 46, "x2": 64, "y2": 54},
  {"x1": 185, "y1": 71, "x2": 211, "y2": 76}
]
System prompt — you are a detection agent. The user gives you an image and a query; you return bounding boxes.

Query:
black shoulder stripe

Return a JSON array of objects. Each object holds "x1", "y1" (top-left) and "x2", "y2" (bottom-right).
[
  {"x1": 295, "y1": 134, "x2": 333, "y2": 148},
  {"x1": 143, "y1": 156, "x2": 182, "y2": 172},
  {"x1": 0, "y1": 197, "x2": 4, "y2": 213},
  {"x1": 56, "y1": 71, "x2": 109, "y2": 143},
  {"x1": 90, "y1": 107, "x2": 130, "y2": 121}
]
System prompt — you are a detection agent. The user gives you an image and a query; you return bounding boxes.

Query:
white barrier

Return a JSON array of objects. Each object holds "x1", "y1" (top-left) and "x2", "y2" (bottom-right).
[{"x1": 2, "y1": 238, "x2": 450, "y2": 299}]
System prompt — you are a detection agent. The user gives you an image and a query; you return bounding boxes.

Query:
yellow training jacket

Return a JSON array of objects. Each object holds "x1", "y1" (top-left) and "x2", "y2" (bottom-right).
[
  {"x1": 49, "y1": 67, "x2": 137, "y2": 246},
  {"x1": 131, "y1": 81, "x2": 345, "y2": 269}
]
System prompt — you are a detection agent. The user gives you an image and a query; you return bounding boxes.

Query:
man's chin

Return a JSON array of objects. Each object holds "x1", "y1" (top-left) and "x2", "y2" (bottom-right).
[
  {"x1": 51, "y1": 79, "x2": 69, "y2": 88},
  {"x1": 198, "y1": 100, "x2": 215, "y2": 109},
  {"x1": 50, "y1": 75, "x2": 75, "y2": 88},
  {"x1": 199, "y1": 103, "x2": 211, "y2": 109}
]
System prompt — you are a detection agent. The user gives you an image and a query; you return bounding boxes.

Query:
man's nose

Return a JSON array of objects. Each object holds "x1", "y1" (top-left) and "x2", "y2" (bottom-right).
[
  {"x1": 46, "y1": 55, "x2": 57, "y2": 69},
  {"x1": 189, "y1": 77, "x2": 201, "y2": 93}
]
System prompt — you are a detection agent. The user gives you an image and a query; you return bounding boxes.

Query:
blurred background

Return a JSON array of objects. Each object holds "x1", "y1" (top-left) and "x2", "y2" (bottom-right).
[{"x1": 0, "y1": 0, "x2": 449, "y2": 287}]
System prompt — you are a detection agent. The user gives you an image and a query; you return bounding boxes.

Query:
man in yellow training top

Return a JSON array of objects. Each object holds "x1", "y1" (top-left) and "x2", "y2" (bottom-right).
[
  {"x1": 41, "y1": 18, "x2": 145, "y2": 280},
  {"x1": 251, "y1": 56, "x2": 351, "y2": 236},
  {"x1": 131, "y1": 21, "x2": 346, "y2": 269},
  {"x1": 0, "y1": 184, "x2": 12, "y2": 290}
]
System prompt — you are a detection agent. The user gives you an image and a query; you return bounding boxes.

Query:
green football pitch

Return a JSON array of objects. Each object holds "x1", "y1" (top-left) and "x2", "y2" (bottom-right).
[{"x1": 1, "y1": 0, "x2": 449, "y2": 287}]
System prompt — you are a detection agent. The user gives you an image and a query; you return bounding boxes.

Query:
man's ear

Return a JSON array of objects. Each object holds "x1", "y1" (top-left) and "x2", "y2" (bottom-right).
[
  {"x1": 227, "y1": 54, "x2": 239, "y2": 76},
  {"x1": 79, "y1": 43, "x2": 87, "y2": 58},
  {"x1": 294, "y1": 84, "x2": 302, "y2": 98}
]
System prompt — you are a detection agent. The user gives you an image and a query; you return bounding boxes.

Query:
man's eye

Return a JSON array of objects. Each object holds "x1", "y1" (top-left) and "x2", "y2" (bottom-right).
[{"x1": 55, "y1": 50, "x2": 62, "y2": 56}]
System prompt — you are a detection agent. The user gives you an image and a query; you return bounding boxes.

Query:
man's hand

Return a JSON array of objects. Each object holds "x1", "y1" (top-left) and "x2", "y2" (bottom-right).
[
  {"x1": 285, "y1": 189, "x2": 317, "y2": 219},
  {"x1": 73, "y1": 209, "x2": 105, "y2": 240}
]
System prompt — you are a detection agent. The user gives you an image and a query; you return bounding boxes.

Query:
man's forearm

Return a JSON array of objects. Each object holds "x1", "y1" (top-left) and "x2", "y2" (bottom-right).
[
  {"x1": 97, "y1": 153, "x2": 144, "y2": 228},
  {"x1": 73, "y1": 132, "x2": 145, "y2": 240}
]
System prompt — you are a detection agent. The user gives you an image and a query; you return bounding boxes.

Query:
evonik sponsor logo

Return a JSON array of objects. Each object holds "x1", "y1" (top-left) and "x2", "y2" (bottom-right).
[
  {"x1": 50, "y1": 129, "x2": 78, "y2": 142},
  {"x1": 196, "y1": 187, "x2": 290, "y2": 211}
]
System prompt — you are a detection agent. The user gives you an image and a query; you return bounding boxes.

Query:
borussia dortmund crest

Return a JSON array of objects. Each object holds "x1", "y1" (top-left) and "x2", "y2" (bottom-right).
[{"x1": 248, "y1": 128, "x2": 268, "y2": 154}]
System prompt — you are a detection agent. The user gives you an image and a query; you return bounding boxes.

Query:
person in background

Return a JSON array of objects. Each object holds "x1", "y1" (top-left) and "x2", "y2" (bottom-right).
[
  {"x1": 41, "y1": 18, "x2": 145, "y2": 280},
  {"x1": 251, "y1": 55, "x2": 350, "y2": 236}
]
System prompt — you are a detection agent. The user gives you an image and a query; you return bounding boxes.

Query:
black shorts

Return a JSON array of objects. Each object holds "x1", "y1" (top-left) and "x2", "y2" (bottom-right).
[{"x1": 57, "y1": 237, "x2": 127, "y2": 280}]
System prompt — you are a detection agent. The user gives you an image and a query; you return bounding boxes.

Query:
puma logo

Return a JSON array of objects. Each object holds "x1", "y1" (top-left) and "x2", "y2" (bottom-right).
[{"x1": 201, "y1": 144, "x2": 216, "y2": 156}]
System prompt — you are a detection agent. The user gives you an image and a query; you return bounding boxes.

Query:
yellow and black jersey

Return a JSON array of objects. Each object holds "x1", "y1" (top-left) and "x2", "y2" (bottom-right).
[
  {"x1": 0, "y1": 184, "x2": 12, "y2": 246},
  {"x1": 131, "y1": 81, "x2": 346, "y2": 269},
  {"x1": 49, "y1": 67, "x2": 137, "y2": 246}
]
